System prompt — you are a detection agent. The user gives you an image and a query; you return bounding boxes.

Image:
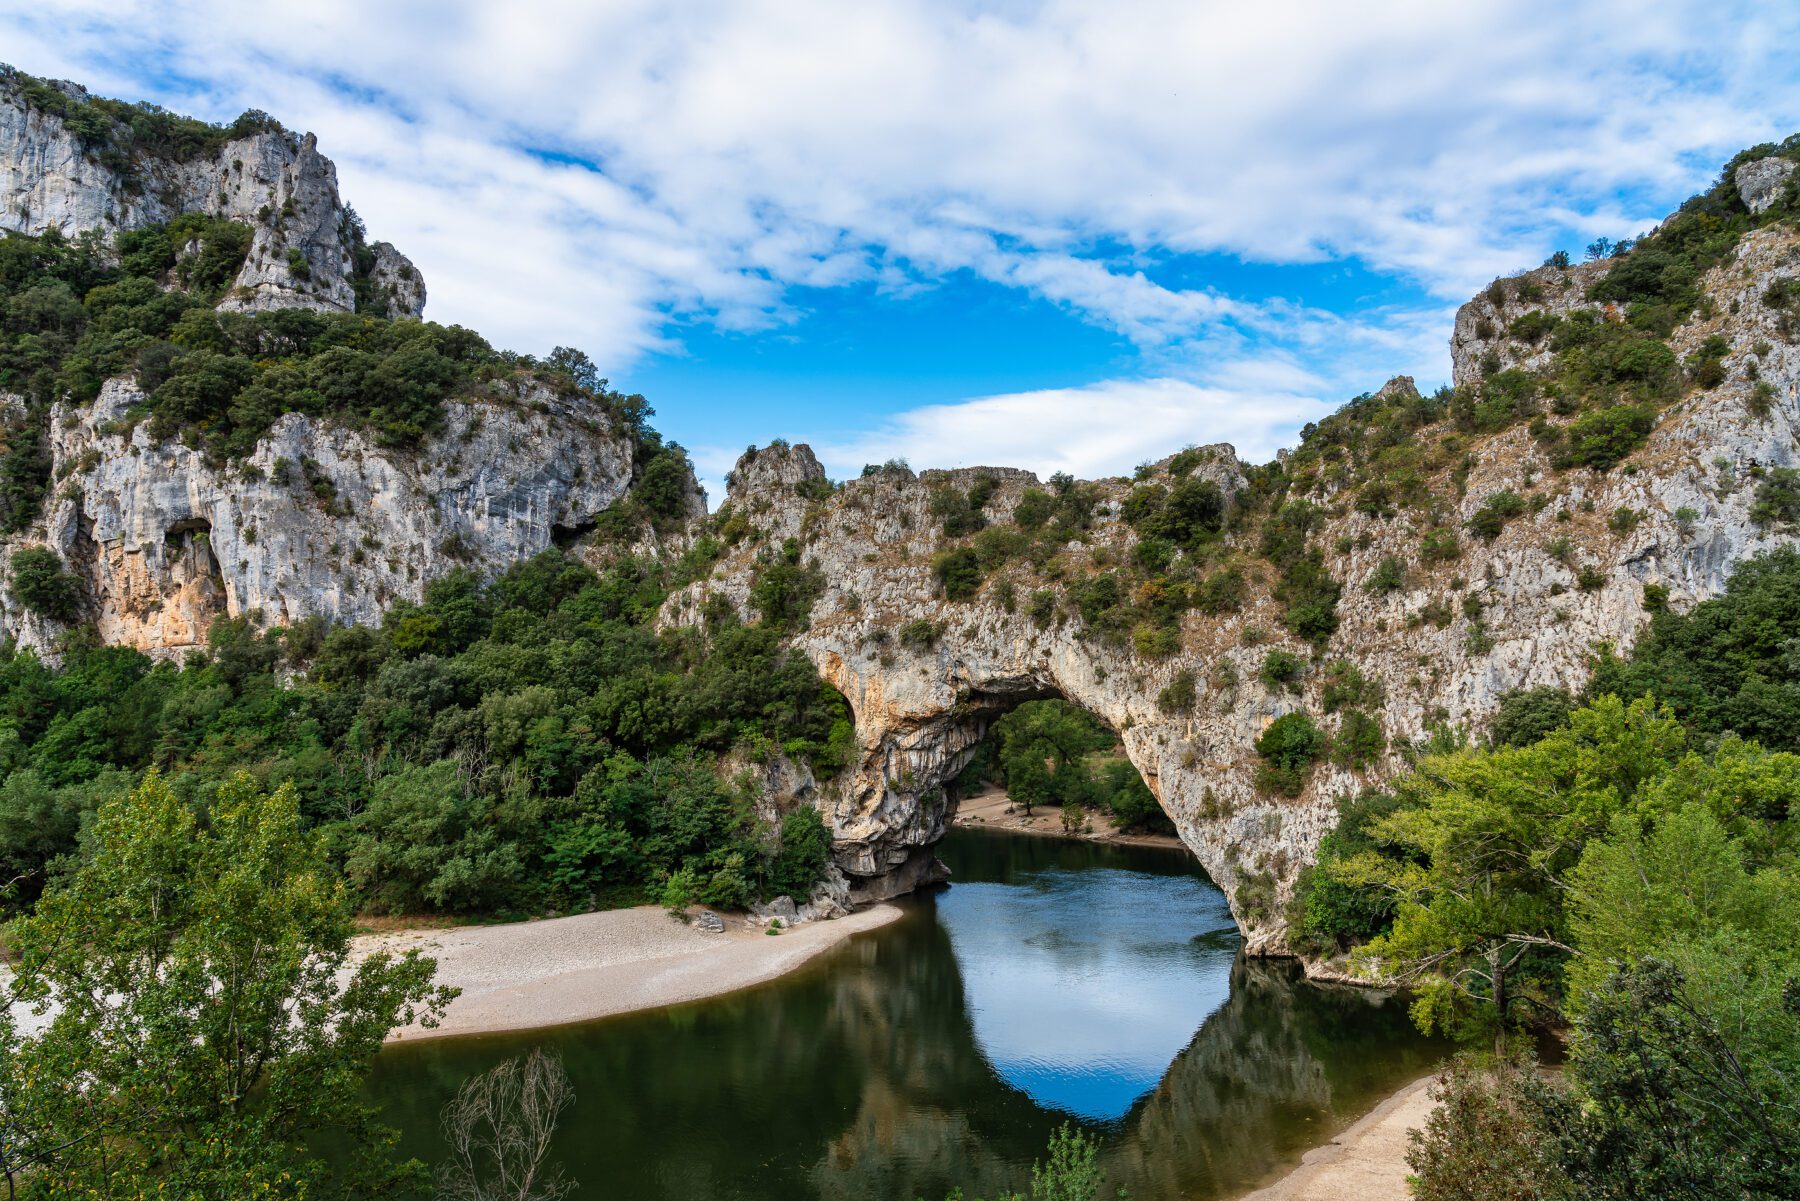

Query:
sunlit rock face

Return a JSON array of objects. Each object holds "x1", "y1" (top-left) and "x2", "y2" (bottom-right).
[
  {"x1": 2, "y1": 377, "x2": 637, "y2": 656},
  {"x1": 0, "y1": 74, "x2": 424, "y2": 317},
  {"x1": 670, "y1": 221, "x2": 1800, "y2": 949}
]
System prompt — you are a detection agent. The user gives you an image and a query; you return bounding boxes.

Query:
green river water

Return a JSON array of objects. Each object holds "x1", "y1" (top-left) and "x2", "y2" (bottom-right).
[{"x1": 364, "y1": 828, "x2": 1446, "y2": 1199}]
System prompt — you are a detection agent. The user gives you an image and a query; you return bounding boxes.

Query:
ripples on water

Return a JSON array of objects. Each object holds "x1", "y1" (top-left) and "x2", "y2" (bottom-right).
[{"x1": 364, "y1": 828, "x2": 1446, "y2": 1201}]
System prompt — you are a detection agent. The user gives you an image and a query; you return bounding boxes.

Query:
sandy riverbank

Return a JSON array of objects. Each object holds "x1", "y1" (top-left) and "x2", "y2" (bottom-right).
[
  {"x1": 362, "y1": 902, "x2": 906, "y2": 1042},
  {"x1": 952, "y1": 788, "x2": 1189, "y2": 851},
  {"x1": 1236, "y1": 1072, "x2": 1439, "y2": 1201}
]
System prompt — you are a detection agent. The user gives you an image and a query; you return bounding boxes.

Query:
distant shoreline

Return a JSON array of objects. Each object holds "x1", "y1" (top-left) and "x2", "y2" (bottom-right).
[
  {"x1": 363, "y1": 901, "x2": 907, "y2": 1043},
  {"x1": 951, "y1": 788, "x2": 1190, "y2": 852}
]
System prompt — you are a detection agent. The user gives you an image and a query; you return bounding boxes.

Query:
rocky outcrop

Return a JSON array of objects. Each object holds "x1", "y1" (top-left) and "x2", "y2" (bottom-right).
[
  {"x1": 4, "y1": 377, "x2": 635, "y2": 654},
  {"x1": 0, "y1": 73, "x2": 424, "y2": 317},
  {"x1": 1737, "y1": 155, "x2": 1797, "y2": 215},
  {"x1": 667, "y1": 221, "x2": 1800, "y2": 949}
]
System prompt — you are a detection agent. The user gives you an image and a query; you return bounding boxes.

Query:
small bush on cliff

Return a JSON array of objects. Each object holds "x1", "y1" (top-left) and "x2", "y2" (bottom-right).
[
  {"x1": 1259, "y1": 648, "x2": 1305, "y2": 691},
  {"x1": 934, "y1": 546, "x2": 983, "y2": 600},
  {"x1": 1157, "y1": 669, "x2": 1197, "y2": 714},
  {"x1": 9, "y1": 547, "x2": 82, "y2": 621},
  {"x1": 749, "y1": 538, "x2": 825, "y2": 631},
  {"x1": 1750, "y1": 466, "x2": 1800, "y2": 528},
  {"x1": 1253, "y1": 713, "x2": 1325, "y2": 796},
  {"x1": 1466, "y1": 489, "x2": 1527, "y2": 541}
]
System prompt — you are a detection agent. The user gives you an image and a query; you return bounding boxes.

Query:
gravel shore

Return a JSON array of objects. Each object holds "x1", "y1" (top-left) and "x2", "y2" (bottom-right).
[
  {"x1": 1236, "y1": 1072, "x2": 1439, "y2": 1201},
  {"x1": 363, "y1": 902, "x2": 906, "y2": 1042}
]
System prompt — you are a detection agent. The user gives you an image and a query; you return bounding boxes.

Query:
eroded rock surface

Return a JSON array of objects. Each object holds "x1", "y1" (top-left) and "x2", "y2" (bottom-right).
[
  {"x1": 0, "y1": 74, "x2": 424, "y2": 317},
  {"x1": 5, "y1": 377, "x2": 636, "y2": 654}
]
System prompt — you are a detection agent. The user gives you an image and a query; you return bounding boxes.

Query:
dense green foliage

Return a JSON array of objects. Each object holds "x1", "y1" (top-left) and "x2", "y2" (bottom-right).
[
  {"x1": 1288, "y1": 790, "x2": 1406, "y2": 954},
  {"x1": 956, "y1": 699, "x2": 1173, "y2": 834},
  {"x1": 0, "y1": 772, "x2": 452, "y2": 1197},
  {"x1": 1587, "y1": 545, "x2": 1800, "y2": 747},
  {"x1": 1252, "y1": 712, "x2": 1325, "y2": 796},
  {"x1": 0, "y1": 549, "x2": 849, "y2": 916},
  {"x1": 7, "y1": 547, "x2": 82, "y2": 622},
  {"x1": 1305, "y1": 547, "x2": 1800, "y2": 1197}
]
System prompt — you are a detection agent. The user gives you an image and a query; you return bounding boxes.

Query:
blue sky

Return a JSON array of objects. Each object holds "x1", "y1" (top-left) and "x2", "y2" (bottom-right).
[{"x1": 5, "y1": 1, "x2": 1799, "y2": 501}]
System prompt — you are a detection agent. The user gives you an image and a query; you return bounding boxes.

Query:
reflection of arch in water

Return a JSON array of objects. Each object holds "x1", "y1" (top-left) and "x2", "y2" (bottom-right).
[
  {"x1": 808, "y1": 950, "x2": 1447, "y2": 1201},
  {"x1": 361, "y1": 864, "x2": 1445, "y2": 1201},
  {"x1": 931, "y1": 834, "x2": 1240, "y2": 1123}
]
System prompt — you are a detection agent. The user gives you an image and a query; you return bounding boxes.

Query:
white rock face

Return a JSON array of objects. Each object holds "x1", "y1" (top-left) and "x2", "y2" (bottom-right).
[
  {"x1": 4, "y1": 377, "x2": 636, "y2": 654},
  {"x1": 671, "y1": 226, "x2": 1800, "y2": 949},
  {"x1": 1736, "y1": 156, "x2": 1797, "y2": 215},
  {"x1": 0, "y1": 75, "x2": 424, "y2": 317}
]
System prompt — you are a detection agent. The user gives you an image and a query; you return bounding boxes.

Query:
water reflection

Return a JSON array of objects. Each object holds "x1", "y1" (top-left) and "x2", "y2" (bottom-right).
[
  {"x1": 937, "y1": 857, "x2": 1238, "y2": 1120},
  {"x1": 363, "y1": 831, "x2": 1445, "y2": 1201}
]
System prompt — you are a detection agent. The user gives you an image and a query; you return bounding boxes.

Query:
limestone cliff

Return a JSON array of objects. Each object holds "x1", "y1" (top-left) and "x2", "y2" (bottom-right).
[
  {"x1": 2, "y1": 377, "x2": 637, "y2": 655},
  {"x1": 0, "y1": 69, "x2": 424, "y2": 318},
  {"x1": 666, "y1": 162, "x2": 1800, "y2": 949}
]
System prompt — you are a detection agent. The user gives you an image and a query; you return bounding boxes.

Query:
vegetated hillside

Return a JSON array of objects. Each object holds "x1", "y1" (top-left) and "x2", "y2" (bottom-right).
[
  {"x1": 666, "y1": 138, "x2": 1800, "y2": 944},
  {"x1": 3, "y1": 64, "x2": 1799, "y2": 949}
]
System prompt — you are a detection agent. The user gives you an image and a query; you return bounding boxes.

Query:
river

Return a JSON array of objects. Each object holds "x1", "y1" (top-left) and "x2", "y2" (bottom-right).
[{"x1": 364, "y1": 827, "x2": 1446, "y2": 1199}]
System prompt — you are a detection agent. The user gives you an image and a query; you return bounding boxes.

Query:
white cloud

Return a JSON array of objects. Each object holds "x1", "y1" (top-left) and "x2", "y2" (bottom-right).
[
  {"x1": 2, "y1": 0, "x2": 1796, "y2": 476},
  {"x1": 817, "y1": 377, "x2": 1338, "y2": 484}
]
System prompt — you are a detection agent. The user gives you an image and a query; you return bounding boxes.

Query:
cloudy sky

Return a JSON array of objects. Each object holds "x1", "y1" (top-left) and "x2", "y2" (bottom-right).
[{"x1": 4, "y1": 1, "x2": 1798, "y2": 500}]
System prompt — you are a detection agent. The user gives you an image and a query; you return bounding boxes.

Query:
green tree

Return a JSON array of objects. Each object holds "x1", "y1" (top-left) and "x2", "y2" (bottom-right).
[
  {"x1": 990, "y1": 701, "x2": 1111, "y2": 817},
  {"x1": 0, "y1": 772, "x2": 454, "y2": 1197},
  {"x1": 8, "y1": 548, "x2": 81, "y2": 622},
  {"x1": 1347, "y1": 696, "x2": 1687, "y2": 1045}
]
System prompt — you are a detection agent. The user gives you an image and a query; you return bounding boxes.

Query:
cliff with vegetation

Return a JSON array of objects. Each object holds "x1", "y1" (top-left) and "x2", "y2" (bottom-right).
[
  {"x1": 668, "y1": 146, "x2": 1800, "y2": 944},
  {"x1": 1, "y1": 66, "x2": 1797, "y2": 953},
  {"x1": 0, "y1": 67, "x2": 424, "y2": 316}
]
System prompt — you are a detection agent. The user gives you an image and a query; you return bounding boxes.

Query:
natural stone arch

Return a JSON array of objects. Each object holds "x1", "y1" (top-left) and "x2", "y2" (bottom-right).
[{"x1": 668, "y1": 441, "x2": 1323, "y2": 951}]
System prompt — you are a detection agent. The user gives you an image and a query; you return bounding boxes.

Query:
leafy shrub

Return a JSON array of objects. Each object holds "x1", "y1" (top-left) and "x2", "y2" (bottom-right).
[
  {"x1": 1157, "y1": 670, "x2": 1197, "y2": 714},
  {"x1": 1012, "y1": 487, "x2": 1054, "y2": 530},
  {"x1": 749, "y1": 539, "x2": 825, "y2": 631},
  {"x1": 1259, "y1": 648, "x2": 1305, "y2": 691},
  {"x1": 1564, "y1": 403, "x2": 1656, "y2": 471},
  {"x1": 1407, "y1": 1056, "x2": 1571, "y2": 1201},
  {"x1": 1274, "y1": 554, "x2": 1341, "y2": 644},
  {"x1": 898, "y1": 618, "x2": 940, "y2": 650},
  {"x1": 768, "y1": 806, "x2": 832, "y2": 899},
  {"x1": 1254, "y1": 712, "x2": 1325, "y2": 796},
  {"x1": 1291, "y1": 789, "x2": 1408, "y2": 952},
  {"x1": 934, "y1": 547, "x2": 982, "y2": 600},
  {"x1": 1331, "y1": 709, "x2": 1385, "y2": 769},
  {"x1": 1750, "y1": 466, "x2": 1800, "y2": 527},
  {"x1": 1420, "y1": 527, "x2": 1460, "y2": 562},
  {"x1": 1365, "y1": 556, "x2": 1406, "y2": 594},
  {"x1": 1487, "y1": 686, "x2": 1574, "y2": 747},
  {"x1": 9, "y1": 547, "x2": 81, "y2": 621},
  {"x1": 1194, "y1": 567, "x2": 1245, "y2": 614},
  {"x1": 1320, "y1": 660, "x2": 1379, "y2": 712},
  {"x1": 1465, "y1": 490, "x2": 1527, "y2": 541}
]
